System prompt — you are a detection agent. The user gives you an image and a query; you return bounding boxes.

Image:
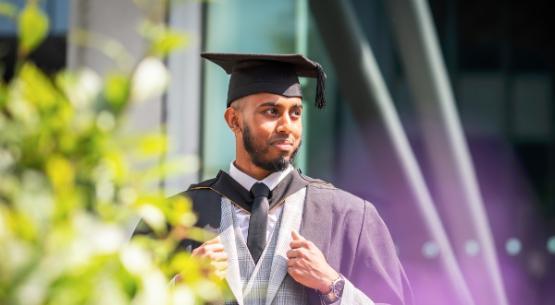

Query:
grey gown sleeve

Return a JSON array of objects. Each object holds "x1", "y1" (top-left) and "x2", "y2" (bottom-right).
[{"x1": 345, "y1": 201, "x2": 413, "y2": 305}]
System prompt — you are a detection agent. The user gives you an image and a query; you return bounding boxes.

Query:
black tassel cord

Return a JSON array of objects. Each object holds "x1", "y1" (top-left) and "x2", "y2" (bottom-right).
[{"x1": 315, "y1": 64, "x2": 327, "y2": 109}]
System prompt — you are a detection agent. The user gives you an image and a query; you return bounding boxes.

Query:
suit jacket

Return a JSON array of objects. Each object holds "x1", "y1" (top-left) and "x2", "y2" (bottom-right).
[{"x1": 178, "y1": 172, "x2": 413, "y2": 305}]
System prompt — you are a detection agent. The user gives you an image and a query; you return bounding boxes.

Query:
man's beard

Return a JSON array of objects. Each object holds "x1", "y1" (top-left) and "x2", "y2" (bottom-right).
[{"x1": 242, "y1": 125, "x2": 300, "y2": 173}]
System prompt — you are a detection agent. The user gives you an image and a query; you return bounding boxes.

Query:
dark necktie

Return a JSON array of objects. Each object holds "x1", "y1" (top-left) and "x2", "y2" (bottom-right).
[
  {"x1": 209, "y1": 169, "x2": 309, "y2": 262},
  {"x1": 247, "y1": 182, "x2": 270, "y2": 263}
]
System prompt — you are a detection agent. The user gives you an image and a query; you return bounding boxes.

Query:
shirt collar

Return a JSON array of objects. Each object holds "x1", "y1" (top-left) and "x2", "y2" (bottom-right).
[{"x1": 229, "y1": 162, "x2": 293, "y2": 191}]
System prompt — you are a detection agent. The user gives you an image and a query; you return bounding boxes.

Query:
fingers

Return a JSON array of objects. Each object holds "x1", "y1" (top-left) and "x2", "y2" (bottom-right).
[
  {"x1": 192, "y1": 237, "x2": 226, "y2": 258},
  {"x1": 188, "y1": 236, "x2": 228, "y2": 279},
  {"x1": 193, "y1": 245, "x2": 227, "y2": 260},
  {"x1": 287, "y1": 266, "x2": 301, "y2": 278},
  {"x1": 211, "y1": 260, "x2": 229, "y2": 271},
  {"x1": 286, "y1": 248, "x2": 305, "y2": 260},
  {"x1": 210, "y1": 251, "x2": 228, "y2": 261},
  {"x1": 287, "y1": 256, "x2": 301, "y2": 267},
  {"x1": 196, "y1": 249, "x2": 227, "y2": 262},
  {"x1": 287, "y1": 265, "x2": 306, "y2": 284},
  {"x1": 291, "y1": 230, "x2": 303, "y2": 240},
  {"x1": 203, "y1": 242, "x2": 225, "y2": 253},
  {"x1": 290, "y1": 239, "x2": 311, "y2": 249},
  {"x1": 290, "y1": 230, "x2": 312, "y2": 250},
  {"x1": 212, "y1": 260, "x2": 228, "y2": 279},
  {"x1": 204, "y1": 236, "x2": 221, "y2": 245},
  {"x1": 287, "y1": 248, "x2": 298, "y2": 258}
]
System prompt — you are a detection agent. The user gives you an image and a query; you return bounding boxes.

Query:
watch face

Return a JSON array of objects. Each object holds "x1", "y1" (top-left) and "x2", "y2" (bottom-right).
[{"x1": 333, "y1": 278, "x2": 345, "y2": 297}]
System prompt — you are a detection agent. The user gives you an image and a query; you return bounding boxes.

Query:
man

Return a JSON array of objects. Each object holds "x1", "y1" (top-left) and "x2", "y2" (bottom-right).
[{"x1": 178, "y1": 53, "x2": 412, "y2": 305}]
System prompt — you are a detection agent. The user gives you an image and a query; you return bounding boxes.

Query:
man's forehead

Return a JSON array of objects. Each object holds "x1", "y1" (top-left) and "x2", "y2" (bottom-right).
[{"x1": 242, "y1": 93, "x2": 302, "y2": 106}]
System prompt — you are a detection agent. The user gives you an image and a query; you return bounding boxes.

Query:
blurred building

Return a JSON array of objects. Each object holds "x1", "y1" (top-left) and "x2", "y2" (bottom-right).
[{"x1": 1, "y1": 0, "x2": 553, "y2": 304}]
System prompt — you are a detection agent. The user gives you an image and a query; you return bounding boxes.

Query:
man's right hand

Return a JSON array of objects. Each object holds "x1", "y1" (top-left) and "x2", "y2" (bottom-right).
[{"x1": 191, "y1": 236, "x2": 228, "y2": 279}]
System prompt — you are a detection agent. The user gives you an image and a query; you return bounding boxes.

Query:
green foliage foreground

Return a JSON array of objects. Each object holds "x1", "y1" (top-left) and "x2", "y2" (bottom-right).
[{"x1": 0, "y1": 2, "x2": 226, "y2": 305}]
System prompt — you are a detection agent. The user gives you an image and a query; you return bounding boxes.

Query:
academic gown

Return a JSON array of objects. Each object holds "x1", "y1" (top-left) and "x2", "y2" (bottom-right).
[{"x1": 174, "y1": 171, "x2": 413, "y2": 305}]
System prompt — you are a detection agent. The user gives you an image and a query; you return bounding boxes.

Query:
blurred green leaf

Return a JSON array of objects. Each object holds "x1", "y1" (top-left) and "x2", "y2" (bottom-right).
[
  {"x1": 104, "y1": 73, "x2": 130, "y2": 113},
  {"x1": 103, "y1": 151, "x2": 128, "y2": 183},
  {"x1": 138, "y1": 134, "x2": 168, "y2": 156},
  {"x1": 0, "y1": 82, "x2": 6, "y2": 108},
  {"x1": 150, "y1": 30, "x2": 187, "y2": 57},
  {"x1": 46, "y1": 155, "x2": 75, "y2": 194},
  {"x1": 18, "y1": 2, "x2": 49, "y2": 57},
  {"x1": 18, "y1": 62, "x2": 60, "y2": 111},
  {"x1": 139, "y1": 21, "x2": 188, "y2": 57}
]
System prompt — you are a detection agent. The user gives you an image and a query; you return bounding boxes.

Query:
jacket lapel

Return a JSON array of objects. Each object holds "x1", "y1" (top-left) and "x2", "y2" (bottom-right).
[
  {"x1": 299, "y1": 184, "x2": 339, "y2": 305},
  {"x1": 265, "y1": 187, "x2": 307, "y2": 305},
  {"x1": 298, "y1": 184, "x2": 332, "y2": 258},
  {"x1": 219, "y1": 198, "x2": 244, "y2": 305}
]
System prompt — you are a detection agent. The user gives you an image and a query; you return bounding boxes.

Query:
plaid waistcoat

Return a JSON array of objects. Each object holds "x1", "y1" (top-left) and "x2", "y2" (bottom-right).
[{"x1": 221, "y1": 189, "x2": 307, "y2": 305}]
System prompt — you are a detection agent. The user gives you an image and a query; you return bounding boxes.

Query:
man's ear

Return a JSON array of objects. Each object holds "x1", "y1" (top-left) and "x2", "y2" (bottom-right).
[{"x1": 224, "y1": 107, "x2": 240, "y2": 133}]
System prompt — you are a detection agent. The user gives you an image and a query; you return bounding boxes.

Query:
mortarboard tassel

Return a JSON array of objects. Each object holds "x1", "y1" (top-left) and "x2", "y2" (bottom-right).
[{"x1": 315, "y1": 63, "x2": 327, "y2": 109}]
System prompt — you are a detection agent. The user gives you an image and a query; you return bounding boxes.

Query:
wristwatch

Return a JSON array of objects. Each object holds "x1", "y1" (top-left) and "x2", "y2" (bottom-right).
[{"x1": 320, "y1": 274, "x2": 345, "y2": 304}]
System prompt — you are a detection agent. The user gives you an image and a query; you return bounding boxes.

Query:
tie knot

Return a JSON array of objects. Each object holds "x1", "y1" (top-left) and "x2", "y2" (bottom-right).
[{"x1": 250, "y1": 182, "x2": 270, "y2": 198}]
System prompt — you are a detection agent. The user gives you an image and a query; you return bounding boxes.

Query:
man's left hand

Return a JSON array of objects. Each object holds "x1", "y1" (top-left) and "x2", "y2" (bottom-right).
[{"x1": 286, "y1": 230, "x2": 339, "y2": 293}]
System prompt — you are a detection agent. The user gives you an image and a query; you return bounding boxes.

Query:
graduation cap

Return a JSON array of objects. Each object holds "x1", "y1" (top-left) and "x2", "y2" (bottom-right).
[{"x1": 201, "y1": 53, "x2": 327, "y2": 109}]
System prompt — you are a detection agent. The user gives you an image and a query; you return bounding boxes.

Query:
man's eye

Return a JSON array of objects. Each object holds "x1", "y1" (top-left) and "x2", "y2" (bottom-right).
[{"x1": 265, "y1": 108, "x2": 278, "y2": 115}]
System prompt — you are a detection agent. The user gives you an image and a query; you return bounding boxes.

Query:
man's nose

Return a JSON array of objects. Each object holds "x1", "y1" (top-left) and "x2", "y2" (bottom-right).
[{"x1": 276, "y1": 113, "x2": 293, "y2": 133}]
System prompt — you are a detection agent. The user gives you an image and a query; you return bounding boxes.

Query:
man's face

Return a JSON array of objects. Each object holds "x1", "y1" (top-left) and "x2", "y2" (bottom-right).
[{"x1": 231, "y1": 93, "x2": 303, "y2": 172}]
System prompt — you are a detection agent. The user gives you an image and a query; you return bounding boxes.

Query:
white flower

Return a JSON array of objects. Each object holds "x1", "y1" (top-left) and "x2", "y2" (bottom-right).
[
  {"x1": 134, "y1": 270, "x2": 169, "y2": 305},
  {"x1": 138, "y1": 204, "x2": 166, "y2": 232},
  {"x1": 120, "y1": 244, "x2": 152, "y2": 275},
  {"x1": 66, "y1": 68, "x2": 102, "y2": 108},
  {"x1": 130, "y1": 57, "x2": 170, "y2": 102},
  {"x1": 172, "y1": 286, "x2": 195, "y2": 305},
  {"x1": 92, "y1": 224, "x2": 125, "y2": 254}
]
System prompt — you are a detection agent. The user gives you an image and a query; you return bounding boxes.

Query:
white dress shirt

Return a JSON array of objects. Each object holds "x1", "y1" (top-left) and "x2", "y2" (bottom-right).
[{"x1": 228, "y1": 162, "x2": 293, "y2": 242}]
